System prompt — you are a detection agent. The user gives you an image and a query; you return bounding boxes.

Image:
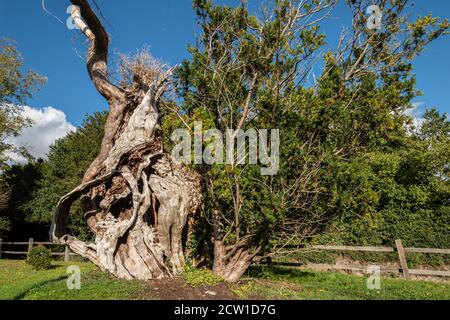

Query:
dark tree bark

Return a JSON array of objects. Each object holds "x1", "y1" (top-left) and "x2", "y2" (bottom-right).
[{"x1": 50, "y1": 0, "x2": 201, "y2": 280}]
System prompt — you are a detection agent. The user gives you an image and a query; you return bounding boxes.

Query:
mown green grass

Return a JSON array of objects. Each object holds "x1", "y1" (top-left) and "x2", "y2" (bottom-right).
[
  {"x1": 234, "y1": 265, "x2": 450, "y2": 300},
  {"x1": 1, "y1": 260, "x2": 449, "y2": 300},
  {"x1": 0, "y1": 260, "x2": 146, "y2": 300}
]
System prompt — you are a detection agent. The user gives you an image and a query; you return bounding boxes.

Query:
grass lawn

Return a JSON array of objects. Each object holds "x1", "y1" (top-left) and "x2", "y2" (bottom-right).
[
  {"x1": 236, "y1": 266, "x2": 450, "y2": 300},
  {"x1": 0, "y1": 260, "x2": 146, "y2": 300},
  {"x1": 0, "y1": 260, "x2": 448, "y2": 300}
]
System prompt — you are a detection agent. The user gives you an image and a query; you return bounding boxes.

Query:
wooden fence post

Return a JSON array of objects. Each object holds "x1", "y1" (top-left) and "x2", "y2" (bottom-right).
[
  {"x1": 0, "y1": 238, "x2": 3, "y2": 259},
  {"x1": 27, "y1": 238, "x2": 34, "y2": 256},
  {"x1": 64, "y1": 246, "x2": 70, "y2": 262},
  {"x1": 395, "y1": 239, "x2": 410, "y2": 280}
]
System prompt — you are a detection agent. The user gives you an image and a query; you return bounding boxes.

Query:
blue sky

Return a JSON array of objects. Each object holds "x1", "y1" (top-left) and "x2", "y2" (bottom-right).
[{"x1": 0, "y1": 0, "x2": 449, "y2": 128}]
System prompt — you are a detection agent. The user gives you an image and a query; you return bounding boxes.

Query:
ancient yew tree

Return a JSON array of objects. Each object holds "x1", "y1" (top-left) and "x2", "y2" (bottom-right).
[{"x1": 50, "y1": 0, "x2": 201, "y2": 280}]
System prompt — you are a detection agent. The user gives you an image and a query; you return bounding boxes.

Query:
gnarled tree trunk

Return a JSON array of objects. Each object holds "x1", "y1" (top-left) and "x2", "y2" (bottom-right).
[
  {"x1": 212, "y1": 240, "x2": 254, "y2": 283},
  {"x1": 211, "y1": 209, "x2": 260, "y2": 283},
  {"x1": 50, "y1": 0, "x2": 201, "y2": 280}
]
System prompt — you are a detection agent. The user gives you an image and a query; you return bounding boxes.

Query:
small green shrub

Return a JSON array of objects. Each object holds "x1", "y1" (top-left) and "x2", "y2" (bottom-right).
[
  {"x1": 27, "y1": 245, "x2": 52, "y2": 270},
  {"x1": 182, "y1": 267, "x2": 224, "y2": 286}
]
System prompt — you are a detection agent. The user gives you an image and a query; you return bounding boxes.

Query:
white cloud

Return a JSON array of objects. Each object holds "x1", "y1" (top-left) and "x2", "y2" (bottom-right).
[
  {"x1": 406, "y1": 102, "x2": 426, "y2": 130},
  {"x1": 7, "y1": 106, "x2": 76, "y2": 162}
]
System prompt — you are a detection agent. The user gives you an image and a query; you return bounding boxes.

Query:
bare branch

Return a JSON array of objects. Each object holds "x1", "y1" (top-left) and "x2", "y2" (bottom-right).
[{"x1": 70, "y1": 0, "x2": 124, "y2": 102}]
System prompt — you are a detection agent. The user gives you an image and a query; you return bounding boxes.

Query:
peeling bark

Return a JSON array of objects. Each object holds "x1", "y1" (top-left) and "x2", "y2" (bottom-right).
[{"x1": 50, "y1": 0, "x2": 201, "y2": 280}]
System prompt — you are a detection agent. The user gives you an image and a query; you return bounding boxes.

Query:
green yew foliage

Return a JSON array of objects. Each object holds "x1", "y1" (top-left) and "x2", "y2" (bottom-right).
[{"x1": 175, "y1": 0, "x2": 449, "y2": 263}]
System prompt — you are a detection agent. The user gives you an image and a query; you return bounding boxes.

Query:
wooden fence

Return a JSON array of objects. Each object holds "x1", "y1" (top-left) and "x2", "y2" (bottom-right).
[
  {"x1": 272, "y1": 240, "x2": 450, "y2": 279},
  {"x1": 0, "y1": 238, "x2": 76, "y2": 262},
  {"x1": 1, "y1": 238, "x2": 449, "y2": 278}
]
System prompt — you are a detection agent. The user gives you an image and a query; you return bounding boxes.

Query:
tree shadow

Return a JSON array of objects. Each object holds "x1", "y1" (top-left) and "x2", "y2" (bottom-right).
[
  {"x1": 13, "y1": 276, "x2": 68, "y2": 300},
  {"x1": 248, "y1": 265, "x2": 316, "y2": 280}
]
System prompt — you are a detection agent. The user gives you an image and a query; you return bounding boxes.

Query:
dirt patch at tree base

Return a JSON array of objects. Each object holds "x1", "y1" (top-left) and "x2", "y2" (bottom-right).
[{"x1": 142, "y1": 277, "x2": 237, "y2": 300}]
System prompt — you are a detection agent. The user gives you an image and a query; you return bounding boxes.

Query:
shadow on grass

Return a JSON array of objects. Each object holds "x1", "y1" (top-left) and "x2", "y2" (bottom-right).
[
  {"x1": 43, "y1": 265, "x2": 60, "y2": 270},
  {"x1": 247, "y1": 265, "x2": 317, "y2": 280},
  {"x1": 13, "y1": 275, "x2": 68, "y2": 300}
]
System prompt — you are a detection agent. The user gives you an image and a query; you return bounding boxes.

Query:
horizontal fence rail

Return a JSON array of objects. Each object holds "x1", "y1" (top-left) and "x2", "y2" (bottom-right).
[
  {"x1": 1, "y1": 238, "x2": 449, "y2": 279},
  {"x1": 272, "y1": 240, "x2": 450, "y2": 279},
  {"x1": 309, "y1": 245, "x2": 395, "y2": 253},
  {"x1": 0, "y1": 238, "x2": 77, "y2": 262}
]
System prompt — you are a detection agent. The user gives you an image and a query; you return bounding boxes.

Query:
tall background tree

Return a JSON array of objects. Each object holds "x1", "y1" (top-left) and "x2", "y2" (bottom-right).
[
  {"x1": 24, "y1": 112, "x2": 107, "y2": 241},
  {"x1": 0, "y1": 112, "x2": 107, "y2": 241},
  {"x1": 0, "y1": 179, "x2": 11, "y2": 237},
  {"x1": 0, "y1": 38, "x2": 46, "y2": 236},
  {"x1": 0, "y1": 39, "x2": 46, "y2": 169},
  {"x1": 0, "y1": 161, "x2": 47, "y2": 240}
]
